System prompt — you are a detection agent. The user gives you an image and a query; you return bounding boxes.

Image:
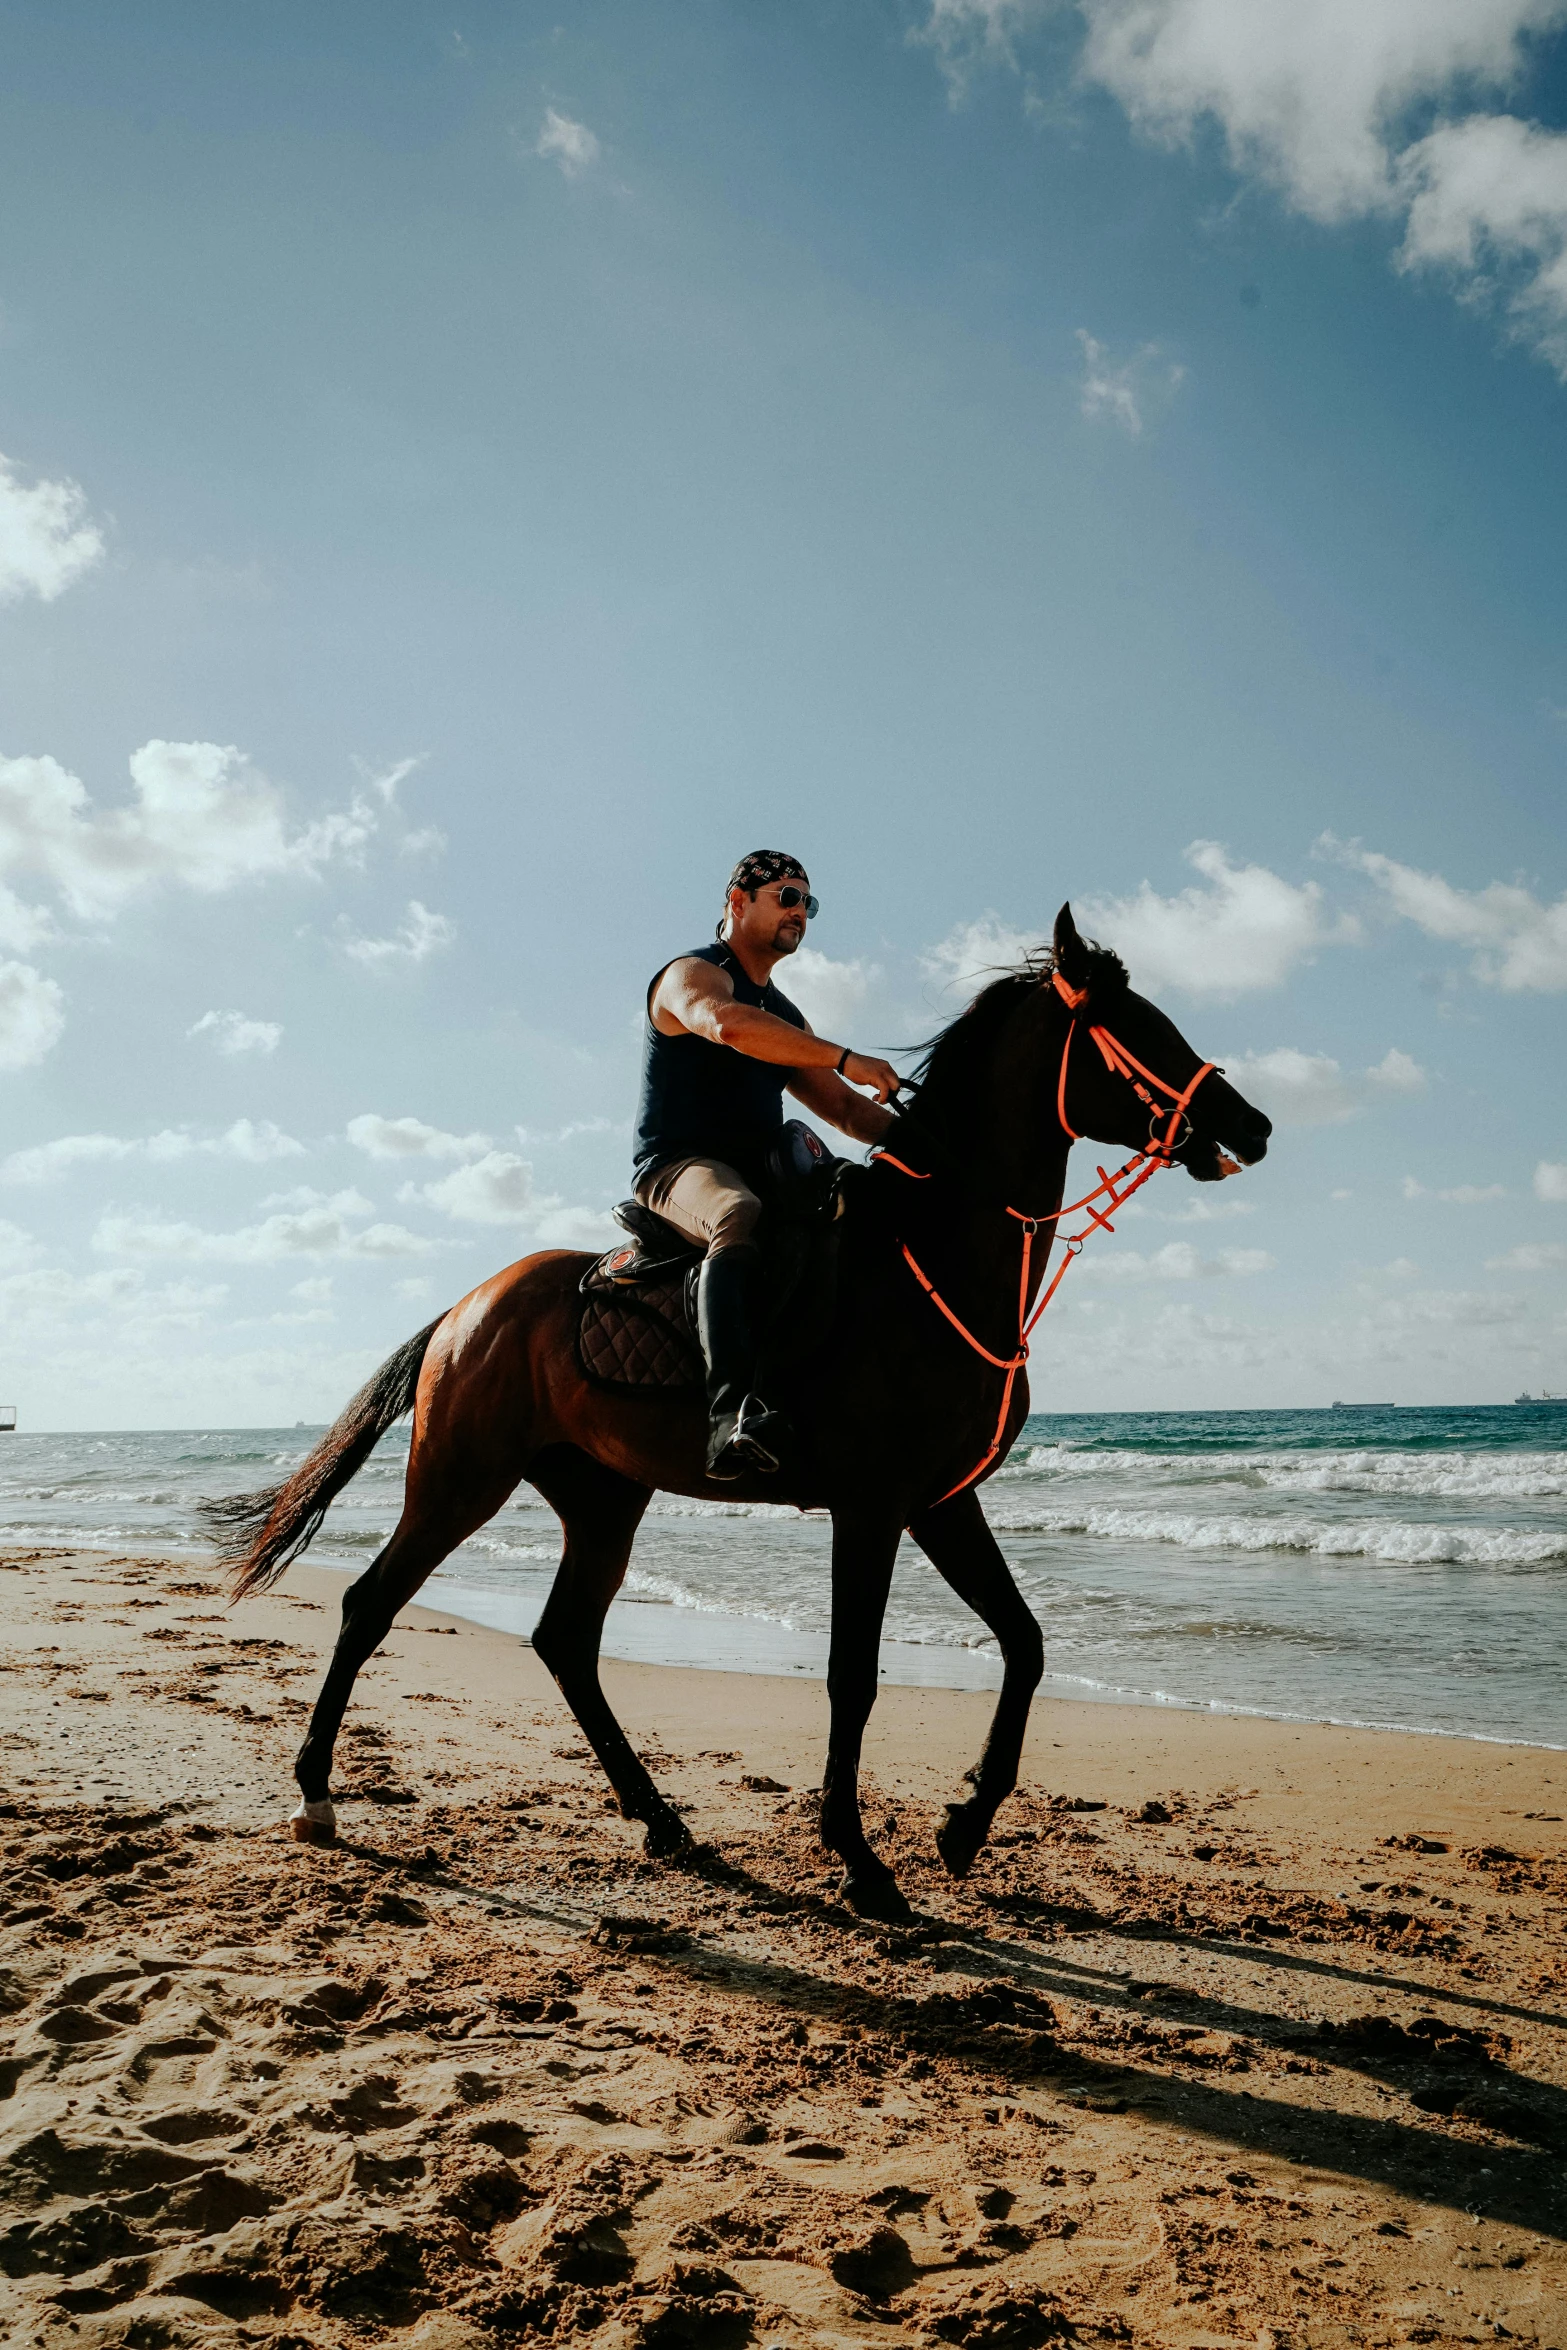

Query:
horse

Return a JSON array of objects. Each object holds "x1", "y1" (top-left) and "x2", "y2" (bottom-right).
[{"x1": 207, "y1": 905, "x2": 1271, "y2": 1925}]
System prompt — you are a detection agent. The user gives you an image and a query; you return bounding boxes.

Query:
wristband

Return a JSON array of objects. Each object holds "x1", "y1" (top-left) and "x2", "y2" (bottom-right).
[{"x1": 835, "y1": 1046, "x2": 851, "y2": 1075}]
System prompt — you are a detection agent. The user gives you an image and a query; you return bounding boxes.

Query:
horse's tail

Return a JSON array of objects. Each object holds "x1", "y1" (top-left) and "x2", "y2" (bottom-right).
[{"x1": 203, "y1": 1318, "x2": 443, "y2": 1600}]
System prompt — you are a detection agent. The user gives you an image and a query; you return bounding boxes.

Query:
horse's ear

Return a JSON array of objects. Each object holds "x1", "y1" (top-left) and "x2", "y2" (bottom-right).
[{"x1": 1053, "y1": 902, "x2": 1090, "y2": 987}]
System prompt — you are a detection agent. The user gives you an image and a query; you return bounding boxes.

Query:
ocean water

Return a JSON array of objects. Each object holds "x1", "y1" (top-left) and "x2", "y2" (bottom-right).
[{"x1": 1, "y1": 1405, "x2": 1563, "y2": 1748}]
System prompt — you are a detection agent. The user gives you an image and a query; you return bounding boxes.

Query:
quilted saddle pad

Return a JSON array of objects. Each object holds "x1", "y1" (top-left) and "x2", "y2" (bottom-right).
[{"x1": 578, "y1": 1269, "x2": 703, "y2": 1392}]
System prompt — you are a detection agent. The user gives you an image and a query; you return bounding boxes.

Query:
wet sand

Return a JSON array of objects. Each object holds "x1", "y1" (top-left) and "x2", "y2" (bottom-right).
[{"x1": 2, "y1": 1544, "x2": 1564, "y2": 2349}]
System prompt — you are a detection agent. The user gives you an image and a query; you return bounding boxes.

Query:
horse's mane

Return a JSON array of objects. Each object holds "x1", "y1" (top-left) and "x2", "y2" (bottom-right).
[{"x1": 898, "y1": 937, "x2": 1128, "y2": 1139}]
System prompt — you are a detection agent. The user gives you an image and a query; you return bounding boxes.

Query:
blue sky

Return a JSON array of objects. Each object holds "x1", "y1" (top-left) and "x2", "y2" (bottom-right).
[{"x1": 2, "y1": 0, "x2": 1566, "y2": 1424}]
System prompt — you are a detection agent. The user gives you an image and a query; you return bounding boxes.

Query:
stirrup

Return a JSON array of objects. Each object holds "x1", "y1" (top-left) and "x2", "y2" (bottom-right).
[{"x1": 706, "y1": 1394, "x2": 791, "y2": 1480}]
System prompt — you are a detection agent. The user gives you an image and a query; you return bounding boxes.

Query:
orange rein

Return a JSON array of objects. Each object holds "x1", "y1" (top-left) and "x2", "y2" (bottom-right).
[{"x1": 880, "y1": 969, "x2": 1216, "y2": 1505}]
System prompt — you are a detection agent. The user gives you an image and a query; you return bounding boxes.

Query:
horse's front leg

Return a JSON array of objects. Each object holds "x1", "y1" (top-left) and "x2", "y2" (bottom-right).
[
  {"x1": 908, "y1": 1489, "x2": 1043, "y2": 1878},
  {"x1": 820, "y1": 1504, "x2": 912, "y2": 1923}
]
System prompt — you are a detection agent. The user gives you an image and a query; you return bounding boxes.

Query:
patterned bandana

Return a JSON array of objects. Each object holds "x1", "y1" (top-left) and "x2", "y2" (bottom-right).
[{"x1": 727, "y1": 849, "x2": 809, "y2": 895}]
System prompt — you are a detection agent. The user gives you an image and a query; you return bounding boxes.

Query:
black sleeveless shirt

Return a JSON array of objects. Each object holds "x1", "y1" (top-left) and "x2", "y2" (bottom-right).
[{"x1": 632, "y1": 942, "x2": 806, "y2": 1184}]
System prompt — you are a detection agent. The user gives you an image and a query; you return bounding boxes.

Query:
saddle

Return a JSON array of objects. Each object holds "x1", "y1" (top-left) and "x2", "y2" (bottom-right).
[{"x1": 578, "y1": 1122, "x2": 850, "y2": 1394}]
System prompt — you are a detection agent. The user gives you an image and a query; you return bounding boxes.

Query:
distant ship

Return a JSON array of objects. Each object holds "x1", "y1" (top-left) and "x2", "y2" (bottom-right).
[
  {"x1": 1329, "y1": 1401, "x2": 1396, "y2": 1410},
  {"x1": 1514, "y1": 1391, "x2": 1562, "y2": 1404},
  {"x1": 0, "y1": 1406, "x2": 15, "y2": 1433}
]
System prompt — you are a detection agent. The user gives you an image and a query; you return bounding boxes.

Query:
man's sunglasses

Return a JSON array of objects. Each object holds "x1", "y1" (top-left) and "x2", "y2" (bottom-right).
[{"x1": 775, "y1": 886, "x2": 819, "y2": 918}]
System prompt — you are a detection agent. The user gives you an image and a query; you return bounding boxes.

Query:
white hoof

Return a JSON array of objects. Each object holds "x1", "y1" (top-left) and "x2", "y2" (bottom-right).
[{"x1": 290, "y1": 1795, "x2": 337, "y2": 1846}]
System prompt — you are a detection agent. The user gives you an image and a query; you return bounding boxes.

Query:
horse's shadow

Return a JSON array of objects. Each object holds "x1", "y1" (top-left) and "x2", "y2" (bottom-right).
[{"x1": 343, "y1": 1827, "x2": 1567, "y2": 2243}]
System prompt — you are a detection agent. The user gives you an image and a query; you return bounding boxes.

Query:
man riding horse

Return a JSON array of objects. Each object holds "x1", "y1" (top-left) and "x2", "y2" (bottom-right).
[
  {"x1": 218, "y1": 890, "x2": 1272, "y2": 1903},
  {"x1": 633, "y1": 849, "x2": 902, "y2": 1481}
]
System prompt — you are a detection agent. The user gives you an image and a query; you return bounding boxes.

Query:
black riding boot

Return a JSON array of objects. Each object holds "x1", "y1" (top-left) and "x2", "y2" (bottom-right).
[{"x1": 697, "y1": 1245, "x2": 792, "y2": 1480}]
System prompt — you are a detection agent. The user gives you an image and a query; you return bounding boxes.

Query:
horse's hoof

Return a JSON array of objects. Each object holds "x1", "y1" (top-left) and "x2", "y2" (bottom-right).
[
  {"x1": 935, "y1": 1803, "x2": 986, "y2": 1879},
  {"x1": 290, "y1": 1796, "x2": 337, "y2": 1846},
  {"x1": 643, "y1": 1811, "x2": 696, "y2": 1862},
  {"x1": 840, "y1": 1868, "x2": 916, "y2": 1926}
]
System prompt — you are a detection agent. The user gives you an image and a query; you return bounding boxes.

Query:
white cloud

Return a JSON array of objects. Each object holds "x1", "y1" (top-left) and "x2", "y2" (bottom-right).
[
  {"x1": 0, "y1": 1264, "x2": 229, "y2": 1336},
  {"x1": 1401, "y1": 1175, "x2": 1506, "y2": 1204},
  {"x1": 273, "y1": 1283, "x2": 335, "y2": 1326},
  {"x1": 0, "y1": 1218, "x2": 37, "y2": 1268},
  {"x1": 0, "y1": 451, "x2": 105, "y2": 603},
  {"x1": 1331, "y1": 837, "x2": 1567, "y2": 989},
  {"x1": 920, "y1": 912, "x2": 1038, "y2": 998},
  {"x1": 347, "y1": 1112, "x2": 491, "y2": 1161},
  {"x1": 1485, "y1": 1240, "x2": 1567, "y2": 1270},
  {"x1": 1211, "y1": 1246, "x2": 1275, "y2": 1276},
  {"x1": 1382, "y1": 1287, "x2": 1529, "y2": 1326},
  {"x1": 536, "y1": 108, "x2": 600, "y2": 178},
  {"x1": 260, "y1": 1184, "x2": 372, "y2": 1214},
  {"x1": 920, "y1": 852, "x2": 1341, "y2": 1002},
  {"x1": 0, "y1": 884, "x2": 53, "y2": 953},
  {"x1": 93, "y1": 1194, "x2": 433, "y2": 1263},
  {"x1": 1368, "y1": 1046, "x2": 1426, "y2": 1093},
  {"x1": 2, "y1": 1132, "x2": 127, "y2": 1183},
  {"x1": 514, "y1": 1116, "x2": 619, "y2": 1146},
  {"x1": 207, "y1": 1119, "x2": 305, "y2": 1164},
  {"x1": 188, "y1": 1008, "x2": 282, "y2": 1057},
  {"x1": 408, "y1": 1149, "x2": 537, "y2": 1224},
  {"x1": 1399, "y1": 112, "x2": 1567, "y2": 373},
  {"x1": 1076, "y1": 1239, "x2": 1276, "y2": 1280},
  {"x1": 0, "y1": 960, "x2": 65, "y2": 1070},
  {"x1": 1534, "y1": 1159, "x2": 1567, "y2": 1200},
  {"x1": 1077, "y1": 0, "x2": 1560, "y2": 221},
  {"x1": 398, "y1": 1146, "x2": 618, "y2": 1247},
  {"x1": 0, "y1": 740, "x2": 374, "y2": 927},
  {"x1": 1, "y1": 1119, "x2": 303, "y2": 1184},
  {"x1": 1127, "y1": 1190, "x2": 1256, "y2": 1223},
  {"x1": 929, "y1": 0, "x2": 1567, "y2": 377},
  {"x1": 530, "y1": 1202, "x2": 622, "y2": 1250},
  {"x1": 353, "y1": 754, "x2": 423, "y2": 805},
  {"x1": 339, "y1": 898, "x2": 456, "y2": 969},
  {"x1": 920, "y1": 0, "x2": 1044, "y2": 94},
  {"x1": 780, "y1": 946, "x2": 885, "y2": 1039},
  {"x1": 1225, "y1": 1044, "x2": 1425, "y2": 1126},
  {"x1": 1079, "y1": 840, "x2": 1345, "y2": 996},
  {"x1": 1076, "y1": 329, "x2": 1185, "y2": 435}
]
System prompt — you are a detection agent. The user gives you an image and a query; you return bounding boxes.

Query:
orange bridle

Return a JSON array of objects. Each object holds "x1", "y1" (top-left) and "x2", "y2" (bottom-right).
[{"x1": 878, "y1": 968, "x2": 1218, "y2": 1505}]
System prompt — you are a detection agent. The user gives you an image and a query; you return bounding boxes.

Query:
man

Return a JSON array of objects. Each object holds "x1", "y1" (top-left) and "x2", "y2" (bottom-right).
[{"x1": 633, "y1": 850, "x2": 902, "y2": 1481}]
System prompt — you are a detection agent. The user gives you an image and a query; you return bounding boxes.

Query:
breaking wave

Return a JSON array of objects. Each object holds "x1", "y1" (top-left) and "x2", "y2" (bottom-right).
[{"x1": 1017, "y1": 1444, "x2": 1567, "y2": 1501}]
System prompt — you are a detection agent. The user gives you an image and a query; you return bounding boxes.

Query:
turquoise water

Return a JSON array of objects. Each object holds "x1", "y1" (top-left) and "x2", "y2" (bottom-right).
[{"x1": 1, "y1": 1404, "x2": 1563, "y2": 1745}]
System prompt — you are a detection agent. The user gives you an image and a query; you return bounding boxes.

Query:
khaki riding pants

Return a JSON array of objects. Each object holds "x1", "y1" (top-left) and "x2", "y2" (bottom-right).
[{"x1": 634, "y1": 1156, "x2": 761, "y2": 1257}]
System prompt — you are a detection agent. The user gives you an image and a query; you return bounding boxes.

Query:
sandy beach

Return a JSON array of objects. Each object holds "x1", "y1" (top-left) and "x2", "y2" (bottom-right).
[{"x1": 2, "y1": 1544, "x2": 1563, "y2": 2350}]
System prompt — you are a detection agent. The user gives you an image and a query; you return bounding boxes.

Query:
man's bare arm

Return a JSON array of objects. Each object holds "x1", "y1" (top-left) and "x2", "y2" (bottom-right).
[
  {"x1": 652, "y1": 956, "x2": 901, "y2": 1103},
  {"x1": 786, "y1": 1062, "x2": 896, "y2": 1146}
]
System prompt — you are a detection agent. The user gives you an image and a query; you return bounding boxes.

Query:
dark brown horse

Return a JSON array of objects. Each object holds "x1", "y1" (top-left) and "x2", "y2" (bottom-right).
[{"x1": 209, "y1": 907, "x2": 1270, "y2": 1924}]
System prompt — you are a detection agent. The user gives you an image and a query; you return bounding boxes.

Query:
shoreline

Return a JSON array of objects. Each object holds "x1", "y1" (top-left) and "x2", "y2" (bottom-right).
[
  {"x1": 7, "y1": 1545, "x2": 1566, "y2": 1821},
  {"x1": 3, "y1": 1530, "x2": 1565, "y2": 1750},
  {"x1": 419, "y1": 1570, "x2": 1567, "y2": 1753}
]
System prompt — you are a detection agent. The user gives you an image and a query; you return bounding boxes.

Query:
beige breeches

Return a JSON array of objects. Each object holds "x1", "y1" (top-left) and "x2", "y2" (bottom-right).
[{"x1": 634, "y1": 1155, "x2": 762, "y2": 1256}]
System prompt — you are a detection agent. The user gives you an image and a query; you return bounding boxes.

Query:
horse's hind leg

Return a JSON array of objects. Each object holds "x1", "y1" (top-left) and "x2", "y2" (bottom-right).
[
  {"x1": 907, "y1": 1491, "x2": 1043, "y2": 1879},
  {"x1": 293, "y1": 1470, "x2": 518, "y2": 1838},
  {"x1": 527, "y1": 1446, "x2": 690, "y2": 1860}
]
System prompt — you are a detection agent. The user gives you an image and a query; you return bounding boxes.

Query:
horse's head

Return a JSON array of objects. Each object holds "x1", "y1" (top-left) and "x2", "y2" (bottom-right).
[{"x1": 1051, "y1": 903, "x2": 1271, "y2": 1181}]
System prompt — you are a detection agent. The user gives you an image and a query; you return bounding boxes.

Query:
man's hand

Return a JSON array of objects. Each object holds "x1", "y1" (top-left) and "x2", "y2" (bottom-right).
[{"x1": 840, "y1": 1051, "x2": 903, "y2": 1105}]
